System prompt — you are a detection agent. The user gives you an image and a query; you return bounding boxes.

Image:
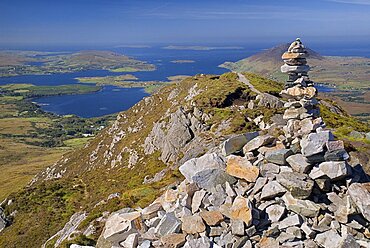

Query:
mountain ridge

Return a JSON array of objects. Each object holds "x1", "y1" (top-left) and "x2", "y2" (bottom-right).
[{"x1": 0, "y1": 72, "x2": 369, "y2": 247}]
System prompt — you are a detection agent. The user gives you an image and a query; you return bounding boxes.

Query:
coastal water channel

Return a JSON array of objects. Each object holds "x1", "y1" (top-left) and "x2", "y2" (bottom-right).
[{"x1": 0, "y1": 46, "x2": 335, "y2": 118}]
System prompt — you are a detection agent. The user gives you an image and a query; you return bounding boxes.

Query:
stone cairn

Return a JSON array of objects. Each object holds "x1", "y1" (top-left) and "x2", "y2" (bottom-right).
[{"x1": 98, "y1": 40, "x2": 370, "y2": 248}]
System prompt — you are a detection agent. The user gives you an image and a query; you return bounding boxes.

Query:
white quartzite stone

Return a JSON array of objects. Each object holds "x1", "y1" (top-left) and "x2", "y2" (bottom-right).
[{"x1": 179, "y1": 153, "x2": 225, "y2": 183}]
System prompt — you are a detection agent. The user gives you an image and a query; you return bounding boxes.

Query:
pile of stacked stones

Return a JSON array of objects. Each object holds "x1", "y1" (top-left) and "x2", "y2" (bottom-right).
[{"x1": 97, "y1": 40, "x2": 370, "y2": 248}]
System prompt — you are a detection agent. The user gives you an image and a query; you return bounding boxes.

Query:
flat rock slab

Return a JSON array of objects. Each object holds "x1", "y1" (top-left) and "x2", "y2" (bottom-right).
[
  {"x1": 278, "y1": 214, "x2": 302, "y2": 230},
  {"x1": 160, "y1": 233, "x2": 187, "y2": 248},
  {"x1": 282, "y1": 52, "x2": 308, "y2": 59},
  {"x1": 103, "y1": 211, "x2": 142, "y2": 242},
  {"x1": 226, "y1": 155, "x2": 259, "y2": 182},
  {"x1": 243, "y1": 135, "x2": 275, "y2": 153},
  {"x1": 281, "y1": 64, "x2": 310, "y2": 73}
]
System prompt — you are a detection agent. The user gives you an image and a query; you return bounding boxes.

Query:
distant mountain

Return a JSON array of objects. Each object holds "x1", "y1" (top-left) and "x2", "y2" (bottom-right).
[
  {"x1": 221, "y1": 43, "x2": 370, "y2": 91},
  {"x1": 246, "y1": 43, "x2": 323, "y2": 63}
]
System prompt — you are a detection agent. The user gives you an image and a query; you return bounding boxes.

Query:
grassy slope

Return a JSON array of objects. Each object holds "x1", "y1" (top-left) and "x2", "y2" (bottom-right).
[{"x1": 0, "y1": 72, "x2": 369, "y2": 248}]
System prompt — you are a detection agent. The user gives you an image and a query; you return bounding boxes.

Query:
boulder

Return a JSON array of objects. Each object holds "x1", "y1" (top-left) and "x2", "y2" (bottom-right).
[
  {"x1": 257, "y1": 93, "x2": 284, "y2": 109},
  {"x1": 242, "y1": 135, "x2": 275, "y2": 153},
  {"x1": 199, "y1": 210, "x2": 224, "y2": 226},
  {"x1": 191, "y1": 190, "x2": 206, "y2": 213},
  {"x1": 265, "y1": 204, "x2": 286, "y2": 223},
  {"x1": 226, "y1": 155, "x2": 259, "y2": 182},
  {"x1": 181, "y1": 215, "x2": 206, "y2": 234},
  {"x1": 282, "y1": 192, "x2": 321, "y2": 218},
  {"x1": 280, "y1": 86, "x2": 316, "y2": 99},
  {"x1": 120, "y1": 233, "x2": 139, "y2": 248},
  {"x1": 155, "y1": 213, "x2": 181, "y2": 236},
  {"x1": 283, "y1": 107, "x2": 307, "y2": 120},
  {"x1": 318, "y1": 161, "x2": 349, "y2": 180},
  {"x1": 230, "y1": 196, "x2": 253, "y2": 226},
  {"x1": 265, "y1": 149, "x2": 293, "y2": 165},
  {"x1": 260, "y1": 163, "x2": 280, "y2": 178},
  {"x1": 276, "y1": 172, "x2": 314, "y2": 199},
  {"x1": 278, "y1": 214, "x2": 302, "y2": 230},
  {"x1": 221, "y1": 132, "x2": 259, "y2": 156},
  {"x1": 103, "y1": 210, "x2": 143, "y2": 243},
  {"x1": 261, "y1": 181, "x2": 287, "y2": 200},
  {"x1": 348, "y1": 183, "x2": 370, "y2": 222},
  {"x1": 179, "y1": 153, "x2": 225, "y2": 183},
  {"x1": 315, "y1": 230, "x2": 341, "y2": 248},
  {"x1": 230, "y1": 219, "x2": 244, "y2": 236},
  {"x1": 286, "y1": 154, "x2": 311, "y2": 173},
  {"x1": 324, "y1": 149, "x2": 349, "y2": 161},
  {"x1": 326, "y1": 140, "x2": 344, "y2": 152},
  {"x1": 300, "y1": 131, "x2": 333, "y2": 157},
  {"x1": 160, "y1": 233, "x2": 187, "y2": 248},
  {"x1": 192, "y1": 169, "x2": 237, "y2": 190}
]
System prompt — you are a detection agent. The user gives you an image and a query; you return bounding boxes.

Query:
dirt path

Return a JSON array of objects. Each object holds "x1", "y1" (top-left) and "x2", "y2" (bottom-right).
[{"x1": 237, "y1": 72, "x2": 262, "y2": 95}]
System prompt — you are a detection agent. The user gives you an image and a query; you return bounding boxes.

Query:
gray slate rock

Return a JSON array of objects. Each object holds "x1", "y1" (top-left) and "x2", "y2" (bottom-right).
[
  {"x1": 192, "y1": 169, "x2": 237, "y2": 190},
  {"x1": 324, "y1": 149, "x2": 349, "y2": 161},
  {"x1": 155, "y1": 213, "x2": 181, "y2": 236},
  {"x1": 265, "y1": 149, "x2": 293, "y2": 165},
  {"x1": 276, "y1": 172, "x2": 314, "y2": 199},
  {"x1": 221, "y1": 132, "x2": 259, "y2": 156}
]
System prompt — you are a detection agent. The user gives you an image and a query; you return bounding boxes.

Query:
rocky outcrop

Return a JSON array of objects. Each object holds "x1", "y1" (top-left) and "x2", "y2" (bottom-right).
[{"x1": 95, "y1": 39, "x2": 370, "y2": 248}]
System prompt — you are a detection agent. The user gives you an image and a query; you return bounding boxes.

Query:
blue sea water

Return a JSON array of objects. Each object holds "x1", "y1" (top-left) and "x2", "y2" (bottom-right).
[
  {"x1": 0, "y1": 43, "x2": 361, "y2": 117},
  {"x1": 34, "y1": 86, "x2": 149, "y2": 118}
]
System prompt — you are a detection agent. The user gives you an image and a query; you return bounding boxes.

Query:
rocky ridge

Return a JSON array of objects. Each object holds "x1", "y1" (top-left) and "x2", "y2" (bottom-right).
[{"x1": 93, "y1": 40, "x2": 370, "y2": 248}]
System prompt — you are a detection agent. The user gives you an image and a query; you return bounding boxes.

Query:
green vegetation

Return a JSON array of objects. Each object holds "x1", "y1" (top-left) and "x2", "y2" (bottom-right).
[
  {"x1": 0, "y1": 50, "x2": 156, "y2": 77},
  {"x1": 243, "y1": 72, "x2": 284, "y2": 94},
  {"x1": 0, "y1": 83, "x2": 117, "y2": 201},
  {"x1": 1, "y1": 83, "x2": 101, "y2": 98}
]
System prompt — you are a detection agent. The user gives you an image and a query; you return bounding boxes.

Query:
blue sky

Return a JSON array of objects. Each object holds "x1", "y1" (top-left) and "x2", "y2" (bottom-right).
[{"x1": 0, "y1": 0, "x2": 369, "y2": 47}]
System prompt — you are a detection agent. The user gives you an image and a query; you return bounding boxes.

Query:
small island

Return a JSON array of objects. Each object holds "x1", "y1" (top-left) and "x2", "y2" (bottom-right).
[
  {"x1": 75, "y1": 74, "x2": 168, "y2": 93},
  {"x1": 170, "y1": 60, "x2": 195, "y2": 64},
  {"x1": 163, "y1": 45, "x2": 244, "y2": 51},
  {"x1": 0, "y1": 50, "x2": 156, "y2": 77}
]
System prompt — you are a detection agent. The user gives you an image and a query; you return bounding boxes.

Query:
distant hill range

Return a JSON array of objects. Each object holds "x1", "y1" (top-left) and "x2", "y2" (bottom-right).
[{"x1": 221, "y1": 43, "x2": 370, "y2": 90}]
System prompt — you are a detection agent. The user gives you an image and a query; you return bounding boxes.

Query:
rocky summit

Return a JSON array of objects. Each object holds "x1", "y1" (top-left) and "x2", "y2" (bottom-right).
[{"x1": 90, "y1": 39, "x2": 370, "y2": 248}]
